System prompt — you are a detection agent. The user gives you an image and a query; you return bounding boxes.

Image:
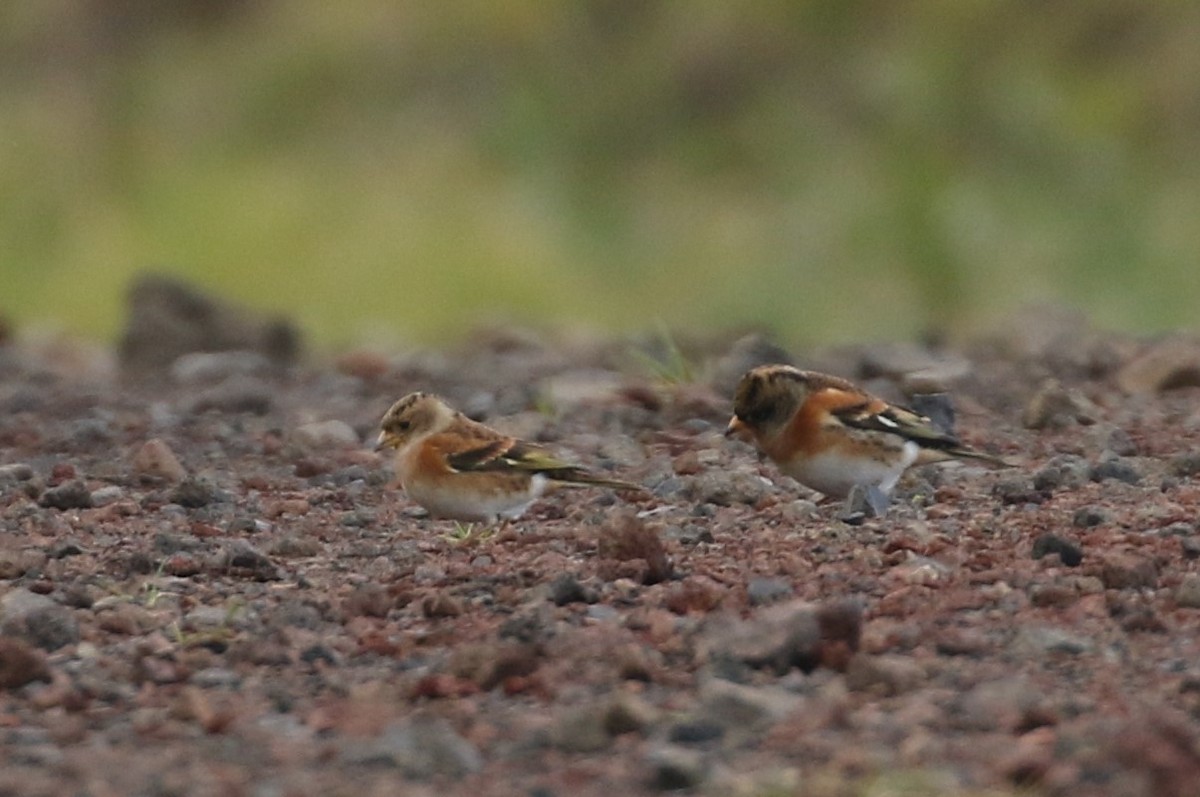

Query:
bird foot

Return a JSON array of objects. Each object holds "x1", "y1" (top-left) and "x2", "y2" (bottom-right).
[{"x1": 838, "y1": 484, "x2": 891, "y2": 524}]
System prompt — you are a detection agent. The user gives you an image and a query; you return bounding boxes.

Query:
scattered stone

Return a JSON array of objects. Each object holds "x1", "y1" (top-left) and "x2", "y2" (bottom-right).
[
  {"x1": 1099, "y1": 554, "x2": 1158, "y2": 590},
  {"x1": 1170, "y1": 452, "x2": 1200, "y2": 479},
  {"x1": 695, "y1": 677, "x2": 801, "y2": 734},
  {"x1": 746, "y1": 577, "x2": 792, "y2": 606},
  {"x1": 596, "y1": 512, "x2": 672, "y2": 584},
  {"x1": 1032, "y1": 455, "x2": 1090, "y2": 492},
  {"x1": 170, "y1": 351, "x2": 273, "y2": 384},
  {"x1": 47, "y1": 540, "x2": 85, "y2": 560},
  {"x1": 421, "y1": 593, "x2": 464, "y2": 618},
  {"x1": 1174, "y1": 574, "x2": 1200, "y2": 609},
  {"x1": 551, "y1": 703, "x2": 613, "y2": 753},
  {"x1": 685, "y1": 469, "x2": 768, "y2": 507},
  {"x1": 187, "y1": 376, "x2": 274, "y2": 415},
  {"x1": 342, "y1": 584, "x2": 393, "y2": 618},
  {"x1": 170, "y1": 477, "x2": 220, "y2": 508},
  {"x1": 1182, "y1": 537, "x2": 1200, "y2": 560},
  {"x1": 1072, "y1": 506, "x2": 1110, "y2": 528},
  {"x1": 212, "y1": 540, "x2": 278, "y2": 580},
  {"x1": 0, "y1": 463, "x2": 35, "y2": 484},
  {"x1": 1089, "y1": 455, "x2": 1142, "y2": 486},
  {"x1": 1115, "y1": 336, "x2": 1200, "y2": 393},
  {"x1": 668, "y1": 720, "x2": 725, "y2": 744},
  {"x1": 1031, "y1": 534, "x2": 1083, "y2": 567},
  {"x1": 992, "y1": 477, "x2": 1044, "y2": 505},
  {"x1": 37, "y1": 480, "x2": 93, "y2": 510},
  {"x1": 119, "y1": 273, "x2": 301, "y2": 373},
  {"x1": 293, "y1": 419, "x2": 360, "y2": 449},
  {"x1": 702, "y1": 600, "x2": 822, "y2": 675},
  {"x1": 548, "y1": 573, "x2": 598, "y2": 606},
  {"x1": 0, "y1": 589, "x2": 79, "y2": 651},
  {"x1": 1011, "y1": 625, "x2": 1094, "y2": 656},
  {"x1": 88, "y1": 485, "x2": 124, "y2": 507},
  {"x1": 1103, "y1": 427, "x2": 1138, "y2": 457},
  {"x1": 646, "y1": 744, "x2": 708, "y2": 791},
  {"x1": 1022, "y1": 379, "x2": 1097, "y2": 428},
  {"x1": 268, "y1": 535, "x2": 322, "y2": 558},
  {"x1": 338, "y1": 713, "x2": 482, "y2": 778},
  {"x1": 844, "y1": 653, "x2": 925, "y2": 696},
  {"x1": 132, "y1": 438, "x2": 188, "y2": 482},
  {"x1": 0, "y1": 637, "x2": 51, "y2": 689}
]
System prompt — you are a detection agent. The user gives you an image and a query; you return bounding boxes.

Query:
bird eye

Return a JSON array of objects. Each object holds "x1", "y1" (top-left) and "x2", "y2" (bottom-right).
[{"x1": 396, "y1": 420, "x2": 411, "y2": 431}]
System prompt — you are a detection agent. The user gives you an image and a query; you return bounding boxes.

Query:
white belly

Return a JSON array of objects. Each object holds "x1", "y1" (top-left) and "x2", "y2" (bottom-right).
[
  {"x1": 405, "y1": 474, "x2": 549, "y2": 522},
  {"x1": 787, "y1": 441, "x2": 919, "y2": 498}
]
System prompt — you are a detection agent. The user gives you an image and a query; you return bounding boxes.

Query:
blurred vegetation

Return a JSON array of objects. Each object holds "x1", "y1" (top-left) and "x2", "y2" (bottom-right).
[{"x1": 2, "y1": 0, "x2": 1198, "y2": 349}]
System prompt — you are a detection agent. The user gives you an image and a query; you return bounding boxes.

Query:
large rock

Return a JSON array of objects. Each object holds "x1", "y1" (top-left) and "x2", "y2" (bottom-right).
[{"x1": 118, "y1": 273, "x2": 301, "y2": 373}]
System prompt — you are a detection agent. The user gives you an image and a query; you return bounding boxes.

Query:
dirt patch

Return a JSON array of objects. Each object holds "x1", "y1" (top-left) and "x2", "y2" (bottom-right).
[{"x1": 2, "y1": 316, "x2": 1200, "y2": 796}]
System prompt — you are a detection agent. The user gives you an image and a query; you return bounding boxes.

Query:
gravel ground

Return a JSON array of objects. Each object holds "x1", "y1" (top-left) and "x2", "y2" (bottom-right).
[{"x1": 2, "y1": 298, "x2": 1200, "y2": 797}]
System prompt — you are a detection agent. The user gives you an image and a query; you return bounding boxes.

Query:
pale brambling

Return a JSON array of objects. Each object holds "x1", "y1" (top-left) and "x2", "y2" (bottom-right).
[
  {"x1": 375, "y1": 392, "x2": 644, "y2": 523},
  {"x1": 725, "y1": 365, "x2": 1008, "y2": 512}
]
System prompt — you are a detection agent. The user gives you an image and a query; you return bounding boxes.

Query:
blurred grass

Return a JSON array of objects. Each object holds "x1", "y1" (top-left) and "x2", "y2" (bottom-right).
[{"x1": 2, "y1": 0, "x2": 1199, "y2": 350}]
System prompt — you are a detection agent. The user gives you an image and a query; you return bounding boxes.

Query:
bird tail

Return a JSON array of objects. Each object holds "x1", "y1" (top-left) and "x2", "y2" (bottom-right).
[
  {"x1": 948, "y1": 447, "x2": 1012, "y2": 468},
  {"x1": 549, "y1": 468, "x2": 647, "y2": 493}
]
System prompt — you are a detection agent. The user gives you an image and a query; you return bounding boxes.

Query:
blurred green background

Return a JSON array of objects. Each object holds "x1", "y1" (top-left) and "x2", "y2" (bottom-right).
[{"x1": 2, "y1": 0, "x2": 1198, "y2": 350}]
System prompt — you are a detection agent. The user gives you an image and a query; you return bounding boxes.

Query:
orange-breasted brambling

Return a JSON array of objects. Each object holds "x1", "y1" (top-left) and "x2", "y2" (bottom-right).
[
  {"x1": 725, "y1": 365, "x2": 1008, "y2": 511},
  {"x1": 376, "y1": 392, "x2": 643, "y2": 523}
]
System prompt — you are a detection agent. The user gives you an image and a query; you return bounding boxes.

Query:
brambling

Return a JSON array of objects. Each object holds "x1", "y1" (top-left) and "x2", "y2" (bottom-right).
[
  {"x1": 725, "y1": 365, "x2": 1008, "y2": 512},
  {"x1": 375, "y1": 392, "x2": 643, "y2": 523}
]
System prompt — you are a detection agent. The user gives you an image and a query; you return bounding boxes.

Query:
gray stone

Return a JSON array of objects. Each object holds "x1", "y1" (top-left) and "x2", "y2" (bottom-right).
[
  {"x1": 38, "y1": 480, "x2": 93, "y2": 510},
  {"x1": 746, "y1": 577, "x2": 793, "y2": 606},
  {"x1": 0, "y1": 588, "x2": 79, "y2": 651},
  {"x1": 646, "y1": 744, "x2": 708, "y2": 791},
  {"x1": 293, "y1": 419, "x2": 360, "y2": 449},
  {"x1": 1175, "y1": 574, "x2": 1200, "y2": 609},
  {"x1": 170, "y1": 351, "x2": 273, "y2": 384},
  {"x1": 338, "y1": 714, "x2": 481, "y2": 778}
]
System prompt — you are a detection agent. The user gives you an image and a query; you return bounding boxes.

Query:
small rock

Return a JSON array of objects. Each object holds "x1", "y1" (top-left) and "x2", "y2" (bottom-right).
[
  {"x1": 1089, "y1": 456, "x2": 1142, "y2": 486},
  {"x1": 746, "y1": 577, "x2": 793, "y2": 606},
  {"x1": 844, "y1": 653, "x2": 924, "y2": 696},
  {"x1": 548, "y1": 573, "x2": 598, "y2": 606},
  {"x1": 0, "y1": 463, "x2": 34, "y2": 484},
  {"x1": 1031, "y1": 534, "x2": 1083, "y2": 567},
  {"x1": 293, "y1": 419, "x2": 360, "y2": 449},
  {"x1": 1174, "y1": 574, "x2": 1200, "y2": 609},
  {"x1": 1182, "y1": 538, "x2": 1200, "y2": 560},
  {"x1": 685, "y1": 470, "x2": 768, "y2": 507},
  {"x1": 88, "y1": 485, "x2": 124, "y2": 507},
  {"x1": 604, "y1": 692, "x2": 659, "y2": 736},
  {"x1": 170, "y1": 477, "x2": 220, "y2": 508},
  {"x1": 696, "y1": 677, "x2": 801, "y2": 732},
  {"x1": 268, "y1": 535, "x2": 322, "y2": 558},
  {"x1": 668, "y1": 720, "x2": 725, "y2": 744},
  {"x1": 338, "y1": 714, "x2": 482, "y2": 778},
  {"x1": 188, "y1": 376, "x2": 274, "y2": 415},
  {"x1": 1011, "y1": 625, "x2": 1093, "y2": 656},
  {"x1": 0, "y1": 637, "x2": 51, "y2": 689},
  {"x1": 703, "y1": 599, "x2": 830, "y2": 675},
  {"x1": 1103, "y1": 427, "x2": 1138, "y2": 457},
  {"x1": 132, "y1": 438, "x2": 187, "y2": 482},
  {"x1": 551, "y1": 703, "x2": 613, "y2": 753},
  {"x1": 1021, "y1": 379, "x2": 1097, "y2": 429},
  {"x1": 992, "y1": 477, "x2": 1044, "y2": 505},
  {"x1": 1032, "y1": 456, "x2": 1090, "y2": 493},
  {"x1": 1170, "y1": 452, "x2": 1200, "y2": 479},
  {"x1": 596, "y1": 513, "x2": 672, "y2": 585},
  {"x1": 1099, "y1": 554, "x2": 1158, "y2": 590},
  {"x1": 46, "y1": 539, "x2": 84, "y2": 560},
  {"x1": 213, "y1": 540, "x2": 278, "y2": 580},
  {"x1": 170, "y1": 351, "x2": 273, "y2": 384},
  {"x1": 1073, "y1": 506, "x2": 1110, "y2": 528},
  {"x1": 646, "y1": 744, "x2": 708, "y2": 791},
  {"x1": 1116, "y1": 336, "x2": 1200, "y2": 393},
  {"x1": 37, "y1": 480, "x2": 93, "y2": 510},
  {"x1": 0, "y1": 589, "x2": 80, "y2": 651},
  {"x1": 342, "y1": 584, "x2": 393, "y2": 619}
]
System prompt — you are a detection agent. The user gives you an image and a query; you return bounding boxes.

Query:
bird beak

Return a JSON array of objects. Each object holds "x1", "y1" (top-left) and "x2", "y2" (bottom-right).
[
  {"x1": 374, "y1": 432, "x2": 395, "y2": 452},
  {"x1": 724, "y1": 417, "x2": 749, "y2": 441}
]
